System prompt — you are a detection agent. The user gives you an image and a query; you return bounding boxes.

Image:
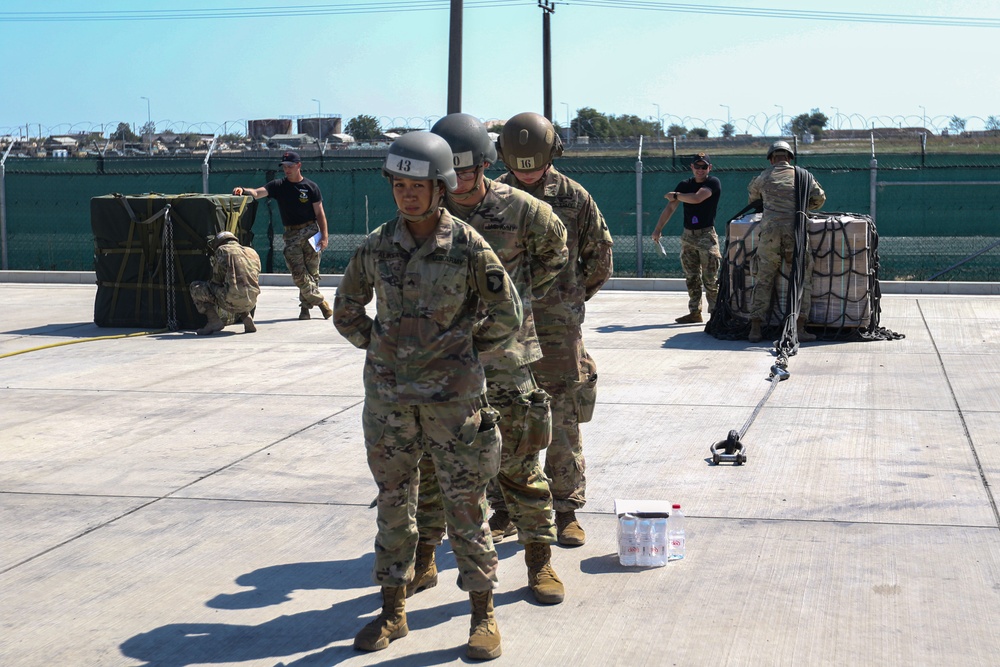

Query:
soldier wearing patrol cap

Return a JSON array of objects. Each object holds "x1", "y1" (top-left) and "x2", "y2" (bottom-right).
[
  {"x1": 495, "y1": 111, "x2": 614, "y2": 547},
  {"x1": 652, "y1": 151, "x2": 723, "y2": 323},
  {"x1": 746, "y1": 141, "x2": 826, "y2": 343},
  {"x1": 233, "y1": 150, "x2": 332, "y2": 321},
  {"x1": 188, "y1": 231, "x2": 261, "y2": 335},
  {"x1": 333, "y1": 130, "x2": 522, "y2": 661},
  {"x1": 403, "y1": 113, "x2": 569, "y2": 607}
]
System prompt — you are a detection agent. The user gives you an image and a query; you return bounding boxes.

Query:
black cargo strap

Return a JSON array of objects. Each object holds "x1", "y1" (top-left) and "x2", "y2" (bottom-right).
[{"x1": 109, "y1": 194, "x2": 179, "y2": 331}]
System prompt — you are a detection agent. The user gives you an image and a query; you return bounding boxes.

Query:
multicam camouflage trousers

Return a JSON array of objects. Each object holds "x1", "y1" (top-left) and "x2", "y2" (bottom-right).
[
  {"x1": 527, "y1": 335, "x2": 598, "y2": 514},
  {"x1": 363, "y1": 393, "x2": 500, "y2": 591},
  {"x1": 680, "y1": 227, "x2": 721, "y2": 314},
  {"x1": 419, "y1": 365, "x2": 557, "y2": 546},
  {"x1": 188, "y1": 280, "x2": 252, "y2": 325},
  {"x1": 750, "y1": 217, "x2": 814, "y2": 322},
  {"x1": 283, "y1": 223, "x2": 325, "y2": 308}
]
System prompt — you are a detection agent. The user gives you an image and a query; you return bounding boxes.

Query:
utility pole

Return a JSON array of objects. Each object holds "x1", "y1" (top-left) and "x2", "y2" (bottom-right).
[
  {"x1": 140, "y1": 96, "x2": 151, "y2": 153},
  {"x1": 447, "y1": 0, "x2": 462, "y2": 114},
  {"x1": 540, "y1": 0, "x2": 555, "y2": 120}
]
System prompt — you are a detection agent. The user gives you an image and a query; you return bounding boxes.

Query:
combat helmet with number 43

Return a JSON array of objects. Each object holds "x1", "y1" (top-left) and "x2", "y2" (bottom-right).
[{"x1": 383, "y1": 131, "x2": 458, "y2": 191}]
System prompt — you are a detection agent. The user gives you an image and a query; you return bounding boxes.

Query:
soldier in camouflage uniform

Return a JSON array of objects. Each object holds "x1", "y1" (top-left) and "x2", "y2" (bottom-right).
[
  {"x1": 189, "y1": 231, "x2": 261, "y2": 335},
  {"x1": 233, "y1": 150, "x2": 333, "y2": 321},
  {"x1": 651, "y1": 152, "x2": 722, "y2": 324},
  {"x1": 403, "y1": 113, "x2": 568, "y2": 606},
  {"x1": 747, "y1": 141, "x2": 826, "y2": 344},
  {"x1": 495, "y1": 112, "x2": 614, "y2": 547},
  {"x1": 333, "y1": 131, "x2": 522, "y2": 661}
]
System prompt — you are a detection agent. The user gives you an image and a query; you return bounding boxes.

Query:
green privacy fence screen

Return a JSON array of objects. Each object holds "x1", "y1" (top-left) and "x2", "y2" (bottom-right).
[{"x1": 3, "y1": 152, "x2": 999, "y2": 280}]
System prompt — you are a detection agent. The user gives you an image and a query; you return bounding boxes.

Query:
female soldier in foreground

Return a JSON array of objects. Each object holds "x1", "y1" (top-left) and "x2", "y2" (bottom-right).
[{"x1": 333, "y1": 131, "x2": 522, "y2": 660}]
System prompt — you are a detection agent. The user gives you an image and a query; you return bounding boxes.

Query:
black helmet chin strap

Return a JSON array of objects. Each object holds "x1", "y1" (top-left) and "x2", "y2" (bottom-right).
[
  {"x1": 399, "y1": 185, "x2": 444, "y2": 223},
  {"x1": 449, "y1": 167, "x2": 485, "y2": 204}
]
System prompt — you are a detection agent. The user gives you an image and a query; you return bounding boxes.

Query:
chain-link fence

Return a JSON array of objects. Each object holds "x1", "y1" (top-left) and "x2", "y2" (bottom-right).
[{"x1": 2, "y1": 151, "x2": 999, "y2": 281}]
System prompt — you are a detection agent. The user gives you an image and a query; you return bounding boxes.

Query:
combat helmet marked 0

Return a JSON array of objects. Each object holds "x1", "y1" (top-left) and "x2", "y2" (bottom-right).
[
  {"x1": 767, "y1": 140, "x2": 795, "y2": 159},
  {"x1": 497, "y1": 112, "x2": 563, "y2": 172},
  {"x1": 383, "y1": 131, "x2": 459, "y2": 192},
  {"x1": 430, "y1": 113, "x2": 497, "y2": 169}
]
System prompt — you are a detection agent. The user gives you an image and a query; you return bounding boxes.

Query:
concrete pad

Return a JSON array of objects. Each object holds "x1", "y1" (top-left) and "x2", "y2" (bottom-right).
[
  {"x1": 173, "y1": 405, "x2": 376, "y2": 506},
  {"x1": 3, "y1": 282, "x2": 1000, "y2": 666},
  {"x1": 580, "y1": 402, "x2": 995, "y2": 526}
]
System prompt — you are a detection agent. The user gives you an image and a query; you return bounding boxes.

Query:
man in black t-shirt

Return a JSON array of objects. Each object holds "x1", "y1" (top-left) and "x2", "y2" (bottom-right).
[
  {"x1": 651, "y1": 152, "x2": 722, "y2": 324},
  {"x1": 234, "y1": 151, "x2": 332, "y2": 320}
]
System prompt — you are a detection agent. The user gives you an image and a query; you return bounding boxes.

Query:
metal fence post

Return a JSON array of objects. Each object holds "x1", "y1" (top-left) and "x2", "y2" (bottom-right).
[
  {"x1": 0, "y1": 141, "x2": 12, "y2": 270},
  {"x1": 635, "y1": 137, "x2": 644, "y2": 277},
  {"x1": 869, "y1": 158, "x2": 878, "y2": 223},
  {"x1": 202, "y1": 136, "x2": 218, "y2": 194},
  {"x1": 869, "y1": 129, "x2": 878, "y2": 222}
]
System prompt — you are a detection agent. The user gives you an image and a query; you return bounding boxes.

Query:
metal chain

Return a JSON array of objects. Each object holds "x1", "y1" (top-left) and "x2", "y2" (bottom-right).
[{"x1": 162, "y1": 206, "x2": 178, "y2": 331}]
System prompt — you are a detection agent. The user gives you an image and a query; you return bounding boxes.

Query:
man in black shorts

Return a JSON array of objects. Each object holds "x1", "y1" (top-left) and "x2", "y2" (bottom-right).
[
  {"x1": 651, "y1": 152, "x2": 722, "y2": 323},
  {"x1": 234, "y1": 150, "x2": 332, "y2": 319}
]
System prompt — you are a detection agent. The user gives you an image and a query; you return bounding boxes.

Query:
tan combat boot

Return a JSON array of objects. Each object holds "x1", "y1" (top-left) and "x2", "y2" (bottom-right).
[
  {"x1": 488, "y1": 509, "x2": 516, "y2": 543},
  {"x1": 748, "y1": 318, "x2": 763, "y2": 343},
  {"x1": 354, "y1": 586, "x2": 408, "y2": 652},
  {"x1": 318, "y1": 300, "x2": 333, "y2": 319},
  {"x1": 555, "y1": 510, "x2": 586, "y2": 546},
  {"x1": 674, "y1": 311, "x2": 703, "y2": 324},
  {"x1": 467, "y1": 590, "x2": 502, "y2": 660},
  {"x1": 240, "y1": 312, "x2": 257, "y2": 334},
  {"x1": 196, "y1": 309, "x2": 225, "y2": 336},
  {"x1": 797, "y1": 315, "x2": 817, "y2": 342},
  {"x1": 406, "y1": 542, "x2": 438, "y2": 598},
  {"x1": 524, "y1": 542, "x2": 565, "y2": 605},
  {"x1": 298, "y1": 306, "x2": 311, "y2": 320}
]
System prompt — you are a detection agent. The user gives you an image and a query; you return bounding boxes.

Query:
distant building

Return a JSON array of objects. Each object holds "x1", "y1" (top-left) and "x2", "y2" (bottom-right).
[
  {"x1": 326, "y1": 133, "x2": 355, "y2": 146},
  {"x1": 43, "y1": 136, "x2": 79, "y2": 152},
  {"x1": 825, "y1": 127, "x2": 934, "y2": 139},
  {"x1": 248, "y1": 119, "x2": 293, "y2": 140},
  {"x1": 298, "y1": 117, "x2": 343, "y2": 140},
  {"x1": 268, "y1": 133, "x2": 315, "y2": 148}
]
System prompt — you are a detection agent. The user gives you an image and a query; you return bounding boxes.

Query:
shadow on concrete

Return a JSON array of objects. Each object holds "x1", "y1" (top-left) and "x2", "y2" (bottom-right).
[
  {"x1": 206, "y1": 556, "x2": 375, "y2": 610},
  {"x1": 2, "y1": 322, "x2": 112, "y2": 337},
  {"x1": 121, "y1": 552, "x2": 492, "y2": 667}
]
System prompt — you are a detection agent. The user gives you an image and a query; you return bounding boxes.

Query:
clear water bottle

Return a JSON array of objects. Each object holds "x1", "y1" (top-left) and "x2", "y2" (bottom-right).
[
  {"x1": 637, "y1": 518, "x2": 653, "y2": 566},
  {"x1": 618, "y1": 514, "x2": 638, "y2": 566},
  {"x1": 648, "y1": 518, "x2": 667, "y2": 566},
  {"x1": 667, "y1": 504, "x2": 685, "y2": 561}
]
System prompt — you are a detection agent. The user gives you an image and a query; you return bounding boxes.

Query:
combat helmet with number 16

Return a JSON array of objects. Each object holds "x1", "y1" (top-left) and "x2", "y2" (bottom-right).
[{"x1": 496, "y1": 111, "x2": 563, "y2": 174}]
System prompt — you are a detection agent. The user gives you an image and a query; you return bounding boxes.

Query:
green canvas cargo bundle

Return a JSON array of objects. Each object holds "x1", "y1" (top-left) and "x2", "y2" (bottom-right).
[{"x1": 92, "y1": 193, "x2": 258, "y2": 329}]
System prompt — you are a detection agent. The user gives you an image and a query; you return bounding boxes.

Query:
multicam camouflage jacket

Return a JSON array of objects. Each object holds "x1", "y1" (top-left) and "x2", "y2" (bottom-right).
[
  {"x1": 447, "y1": 178, "x2": 568, "y2": 371},
  {"x1": 497, "y1": 166, "x2": 614, "y2": 322},
  {"x1": 748, "y1": 162, "x2": 826, "y2": 223},
  {"x1": 333, "y1": 209, "x2": 523, "y2": 405},
  {"x1": 210, "y1": 242, "x2": 261, "y2": 312}
]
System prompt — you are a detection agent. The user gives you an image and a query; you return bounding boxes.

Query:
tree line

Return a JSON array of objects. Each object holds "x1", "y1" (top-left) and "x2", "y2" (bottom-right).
[{"x1": 50, "y1": 109, "x2": 1000, "y2": 148}]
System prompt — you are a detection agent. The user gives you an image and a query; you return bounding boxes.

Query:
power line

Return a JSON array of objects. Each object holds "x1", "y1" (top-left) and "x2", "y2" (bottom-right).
[
  {"x1": 4, "y1": 1, "x2": 999, "y2": 26},
  {"x1": 0, "y1": 1, "x2": 529, "y2": 22},
  {"x1": 569, "y1": 1, "x2": 1000, "y2": 29}
]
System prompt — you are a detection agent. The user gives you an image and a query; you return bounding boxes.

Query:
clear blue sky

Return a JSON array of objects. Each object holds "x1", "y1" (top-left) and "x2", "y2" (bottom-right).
[{"x1": 2, "y1": 0, "x2": 998, "y2": 137}]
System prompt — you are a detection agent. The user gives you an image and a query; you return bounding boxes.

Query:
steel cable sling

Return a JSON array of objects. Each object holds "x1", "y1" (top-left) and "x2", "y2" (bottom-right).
[{"x1": 710, "y1": 167, "x2": 811, "y2": 464}]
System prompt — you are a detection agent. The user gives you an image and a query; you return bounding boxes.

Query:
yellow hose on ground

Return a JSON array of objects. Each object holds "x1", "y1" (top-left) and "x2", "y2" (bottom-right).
[{"x1": 0, "y1": 329, "x2": 169, "y2": 359}]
